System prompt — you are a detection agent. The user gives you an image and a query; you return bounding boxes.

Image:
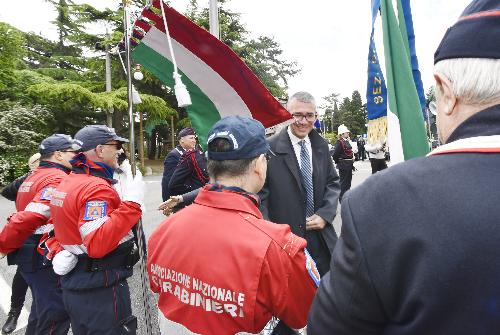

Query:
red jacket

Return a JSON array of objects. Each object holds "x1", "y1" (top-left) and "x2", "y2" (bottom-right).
[
  {"x1": 148, "y1": 184, "x2": 318, "y2": 335},
  {"x1": 0, "y1": 162, "x2": 69, "y2": 254},
  {"x1": 50, "y1": 155, "x2": 141, "y2": 259}
]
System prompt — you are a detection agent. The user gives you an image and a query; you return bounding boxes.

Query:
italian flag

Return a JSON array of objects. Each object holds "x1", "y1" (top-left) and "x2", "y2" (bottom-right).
[
  {"x1": 380, "y1": 0, "x2": 429, "y2": 163},
  {"x1": 130, "y1": 0, "x2": 291, "y2": 146}
]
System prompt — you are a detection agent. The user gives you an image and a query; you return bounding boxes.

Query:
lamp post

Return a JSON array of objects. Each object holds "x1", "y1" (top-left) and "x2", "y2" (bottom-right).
[{"x1": 209, "y1": 0, "x2": 220, "y2": 39}]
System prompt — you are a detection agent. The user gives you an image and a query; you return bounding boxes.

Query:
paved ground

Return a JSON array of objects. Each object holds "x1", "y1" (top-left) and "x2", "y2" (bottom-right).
[{"x1": 0, "y1": 159, "x2": 375, "y2": 334}]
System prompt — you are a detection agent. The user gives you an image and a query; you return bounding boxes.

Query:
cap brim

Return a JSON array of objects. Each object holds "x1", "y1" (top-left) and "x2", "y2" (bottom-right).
[{"x1": 112, "y1": 135, "x2": 129, "y2": 143}]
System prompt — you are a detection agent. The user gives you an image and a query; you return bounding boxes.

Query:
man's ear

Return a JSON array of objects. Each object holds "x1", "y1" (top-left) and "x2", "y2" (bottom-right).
[
  {"x1": 94, "y1": 145, "x2": 104, "y2": 158},
  {"x1": 434, "y1": 72, "x2": 457, "y2": 116}
]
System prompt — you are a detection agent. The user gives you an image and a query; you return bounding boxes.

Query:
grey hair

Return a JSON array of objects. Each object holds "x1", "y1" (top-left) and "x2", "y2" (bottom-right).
[
  {"x1": 434, "y1": 58, "x2": 500, "y2": 106},
  {"x1": 287, "y1": 91, "x2": 317, "y2": 111}
]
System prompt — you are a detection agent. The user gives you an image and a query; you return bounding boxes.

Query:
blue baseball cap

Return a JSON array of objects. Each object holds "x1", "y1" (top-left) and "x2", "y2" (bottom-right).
[
  {"x1": 75, "y1": 125, "x2": 129, "y2": 152},
  {"x1": 207, "y1": 116, "x2": 270, "y2": 161},
  {"x1": 39, "y1": 134, "x2": 81, "y2": 155},
  {"x1": 434, "y1": 0, "x2": 500, "y2": 64}
]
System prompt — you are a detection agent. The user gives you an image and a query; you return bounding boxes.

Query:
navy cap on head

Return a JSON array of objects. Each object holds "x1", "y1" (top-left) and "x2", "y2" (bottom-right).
[
  {"x1": 434, "y1": 0, "x2": 500, "y2": 64},
  {"x1": 39, "y1": 134, "x2": 81, "y2": 155},
  {"x1": 75, "y1": 125, "x2": 129, "y2": 152},
  {"x1": 207, "y1": 116, "x2": 270, "y2": 161},
  {"x1": 178, "y1": 127, "x2": 196, "y2": 139}
]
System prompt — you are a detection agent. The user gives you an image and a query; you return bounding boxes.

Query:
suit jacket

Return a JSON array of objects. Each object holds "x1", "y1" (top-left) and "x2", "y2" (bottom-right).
[
  {"x1": 308, "y1": 104, "x2": 500, "y2": 334},
  {"x1": 161, "y1": 145, "x2": 184, "y2": 201},
  {"x1": 259, "y1": 127, "x2": 340, "y2": 274}
]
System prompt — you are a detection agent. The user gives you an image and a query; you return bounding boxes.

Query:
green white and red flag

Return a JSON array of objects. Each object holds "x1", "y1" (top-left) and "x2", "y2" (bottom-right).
[{"x1": 130, "y1": 0, "x2": 291, "y2": 146}]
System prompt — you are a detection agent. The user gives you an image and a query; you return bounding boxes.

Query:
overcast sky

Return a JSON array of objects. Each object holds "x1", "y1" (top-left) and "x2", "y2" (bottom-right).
[{"x1": 1, "y1": 0, "x2": 471, "y2": 109}]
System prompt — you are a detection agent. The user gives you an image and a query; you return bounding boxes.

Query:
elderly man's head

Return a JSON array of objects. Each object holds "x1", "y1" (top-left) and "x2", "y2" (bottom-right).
[
  {"x1": 287, "y1": 91, "x2": 318, "y2": 139},
  {"x1": 433, "y1": 0, "x2": 500, "y2": 143},
  {"x1": 74, "y1": 125, "x2": 128, "y2": 169},
  {"x1": 178, "y1": 127, "x2": 197, "y2": 151}
]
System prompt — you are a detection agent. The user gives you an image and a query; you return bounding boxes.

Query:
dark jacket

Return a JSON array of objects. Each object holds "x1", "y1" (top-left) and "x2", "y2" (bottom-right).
[
  {"x1": 1, "y1": 173, "x2": 29, "y2": 201},
  {"x1": 259, "y1": 127, "x2": 340, "y2": 275},
  {"x1": 332, "y1": 138, "x2": 354, "y2": 163},
  {"x1": 168, "y1": 149, "x2": 209, "y2": 196},
  {"x1": 161, "y1": 145, "x2": 185, "y2": 201},
  {"x1": 309, "y1": 104, "x2": 500, "y2": 335}
]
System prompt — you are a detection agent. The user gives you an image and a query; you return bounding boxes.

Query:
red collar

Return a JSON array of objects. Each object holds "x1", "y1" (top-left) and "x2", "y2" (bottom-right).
[{"x1": 194, "y1": 185, "x2": 263, "y2": 219}]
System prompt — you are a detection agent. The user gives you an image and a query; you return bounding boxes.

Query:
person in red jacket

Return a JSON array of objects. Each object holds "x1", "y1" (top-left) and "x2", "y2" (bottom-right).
[
  {"x1": 49, "y1": 125, "x2": 144, "y2": 335},
  {"x1": 148, "y1": 116, "x2": 319, "y2": 335},
  {"x1": 0, "y1": 134, "x2": 80, "y2": 335}
]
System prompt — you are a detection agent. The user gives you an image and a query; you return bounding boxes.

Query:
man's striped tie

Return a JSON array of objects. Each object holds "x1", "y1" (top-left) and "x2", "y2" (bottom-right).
[{"x1": 299, "y1": 140, "x2": 314, "y2": 218}]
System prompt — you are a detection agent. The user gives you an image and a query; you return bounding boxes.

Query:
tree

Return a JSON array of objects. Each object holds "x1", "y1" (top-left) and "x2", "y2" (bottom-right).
[
  {"x1": 0, "y1": 23, "x2": 25, "y2": 97},
  {"x1": 187, "y1": 1, "x2": 298, "y2": 98},
  {"x1": 0, "y1": 104, "x2": 53, "y2": 184}
]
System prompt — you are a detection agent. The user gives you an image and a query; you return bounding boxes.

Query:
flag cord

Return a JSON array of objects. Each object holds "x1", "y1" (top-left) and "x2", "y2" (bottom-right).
[
  {"x1": 158, "y1": 0, "x2": 192, "y2": 107},
  {"x1": 159, "y1": 0, "x2": 179, "y2": 73}
]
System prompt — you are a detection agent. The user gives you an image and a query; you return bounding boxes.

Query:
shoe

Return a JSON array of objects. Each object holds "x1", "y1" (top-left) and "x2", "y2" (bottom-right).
[{"x1": 2, "y1": 307, "x2": 21, "y2": 334}]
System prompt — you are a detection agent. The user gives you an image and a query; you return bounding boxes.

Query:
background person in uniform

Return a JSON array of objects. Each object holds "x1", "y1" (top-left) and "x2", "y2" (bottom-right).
[
  {"x1": 357, "y1": 136, "x2": 366, "y2": 161},
  {"x1": 332, "y1": 124, "x2": 354, "y2": 202},
  {"x1": 148, "y1": 116, "x2": 318, "y2": 335},
  {"x1": 168, "y1": 143, "x2": 209, "y2": 201},
  {"x1": 308, "y1": 1, "x2": 500, "y2": 333},
  {"x1": 365, "y1": 139, "x2": 388, "y2": 174},
  {"x1": 0, "y1": 135, "x2": 80, "y2": 335},
  {"x1": 0, "y1": 153, "x2": 40, "y2": 334},
  {"x1": 49, "y1": 125, "x2": 145, "y2": 335},
  {"x1": 161, "y1": 127, "x2": 197, "y2": 201}
]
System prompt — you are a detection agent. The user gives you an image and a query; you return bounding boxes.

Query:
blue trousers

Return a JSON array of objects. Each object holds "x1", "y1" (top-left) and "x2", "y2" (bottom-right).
[
  {"x1": 62, "y1": 280, "x2": 136, "y2": 335},
  {"x1": 21, "y1": 267, "x2": 70, "y2": 335}
]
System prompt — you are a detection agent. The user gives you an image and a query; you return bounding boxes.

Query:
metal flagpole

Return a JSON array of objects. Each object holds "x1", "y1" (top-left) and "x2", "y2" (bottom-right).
[
  {"x1": 209, "y1": 0, "x2": 220, "y2": 39},
  {"x1": 122, "y1": 1, "x2": 154, "y2": 334}
]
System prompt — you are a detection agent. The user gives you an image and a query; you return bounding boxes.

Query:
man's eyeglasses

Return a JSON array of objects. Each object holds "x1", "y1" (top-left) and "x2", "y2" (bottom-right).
[
  {"x1": 100, "y1": 143, "x2": 123, "y2": 150},
  {"x1": 61, "y1": 150, "x2": 78, "y2": 153},
  {"x1": 292, "y1": 113, "x2": 317, "y2": 122}
]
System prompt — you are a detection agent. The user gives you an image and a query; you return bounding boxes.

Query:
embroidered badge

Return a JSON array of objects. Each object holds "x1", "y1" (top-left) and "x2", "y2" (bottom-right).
[
  {"x1": 305, "y1": 248, "x2": 321, "y2": 287},
  {"x1": 40, "y1": 187, "x2": 55, "y2": 201},
  {"x1": 83, "y1": 201, "x2": 107, "y2": 221}
]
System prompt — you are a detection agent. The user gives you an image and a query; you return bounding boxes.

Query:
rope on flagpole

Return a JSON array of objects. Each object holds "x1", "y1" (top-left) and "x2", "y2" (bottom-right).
[
  {"x1": 122, "y1": 1, "x2": 154, "y2": 335},
  {"x1": 158, "y1": 0, "x2": 192, "y2": 107}
]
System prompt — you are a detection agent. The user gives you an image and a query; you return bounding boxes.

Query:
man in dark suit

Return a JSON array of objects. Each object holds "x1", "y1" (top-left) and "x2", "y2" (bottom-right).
[
  {"x1": 309, "y1": 1, "x2": 500, "y2": 333},
  {"x1": 161, "y1": 127, "x2": 197, "y2": 201},
  {"x1": 260, "y1": 91, "x2": 340, "y2": 276}
]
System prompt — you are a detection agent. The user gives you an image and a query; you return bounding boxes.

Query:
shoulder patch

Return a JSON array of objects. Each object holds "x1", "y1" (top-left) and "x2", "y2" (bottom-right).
[
  {"x1": 40, "y1": 187, "x2": 55, "y2": 201},
  {"x1": 304, "y1": 248, "x2": 321, "y2": 287},
  {"x1": 83, "y1": 200, "x2": 108, "y2": 221}
]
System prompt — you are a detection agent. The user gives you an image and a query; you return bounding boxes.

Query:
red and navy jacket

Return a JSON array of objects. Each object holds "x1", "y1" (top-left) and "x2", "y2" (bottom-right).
[
  {"x1": 0, "y1": 161, "x2": 70, "y2": 255},
  {"x1": 148, "y1": 184, "x2": 318, "y2": 335},
  {"x1": 50, "y1": 153, "x2": 141, "y2": 289}
]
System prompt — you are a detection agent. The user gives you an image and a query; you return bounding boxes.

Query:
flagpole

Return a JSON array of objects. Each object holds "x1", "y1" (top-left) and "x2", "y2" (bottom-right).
[
  {"x1": 123, "y1": 2, "x2": 154, "y2": 334},
  {"x1": 209, "y1": 0, "x2": 220, "y2": 39}
]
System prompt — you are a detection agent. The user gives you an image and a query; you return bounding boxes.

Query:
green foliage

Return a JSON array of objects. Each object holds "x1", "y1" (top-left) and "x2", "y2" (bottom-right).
[
  {"x1": 323, "y1": 132, "x2": 338, "y2": 145},
  {"x1": 321, "y1": 90, "x2": 367, "y2": 137},
  {"x1": 187, "y1": 1, "x2": 298, "y2": 98},
  {"x1": 0, "y1": 23, "x2": 25, "y2": 95},
  {"x1": 0, "y1": 104, "x2": 53, "y2": 185}
]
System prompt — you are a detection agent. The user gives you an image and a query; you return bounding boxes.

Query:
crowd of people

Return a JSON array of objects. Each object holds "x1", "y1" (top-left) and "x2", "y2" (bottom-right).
[{"x1": 0, "y1": 0, "x2": 499, "y2": 334}]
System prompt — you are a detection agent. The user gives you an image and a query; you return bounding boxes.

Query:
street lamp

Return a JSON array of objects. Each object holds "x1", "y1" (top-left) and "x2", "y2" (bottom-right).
[{"x1": 133, "y1": 64, "x2": 144, "y2": 81}]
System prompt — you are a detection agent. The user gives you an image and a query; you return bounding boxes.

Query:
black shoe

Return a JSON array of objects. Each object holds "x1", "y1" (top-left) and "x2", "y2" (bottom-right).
[{"x1": 2, "y1": 307, "x2": 21, "y2": 334}]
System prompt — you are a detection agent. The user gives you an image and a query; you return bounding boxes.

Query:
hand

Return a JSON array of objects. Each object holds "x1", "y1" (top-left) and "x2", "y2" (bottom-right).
[
  {"x1": 0, "y1": 252, "x2": 5, "y2": 259},
  {"x1": 158, "y1": 196, "x2": 183, "y2": 216},
  {"x1": 122, "y1": 171, "x2": 145, "y2": 208},
  {"x1": 306, "y1": 214, "x2": 327, "y2": 231},
  {"x1": 52, "y1": 250, "x2": 78, "y2": 275}
]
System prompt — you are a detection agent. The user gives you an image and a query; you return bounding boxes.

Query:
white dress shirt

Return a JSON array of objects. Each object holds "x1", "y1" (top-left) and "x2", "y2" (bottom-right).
[{"x1": 287, "y1": 126, "x2": 313, "y2": 173}]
